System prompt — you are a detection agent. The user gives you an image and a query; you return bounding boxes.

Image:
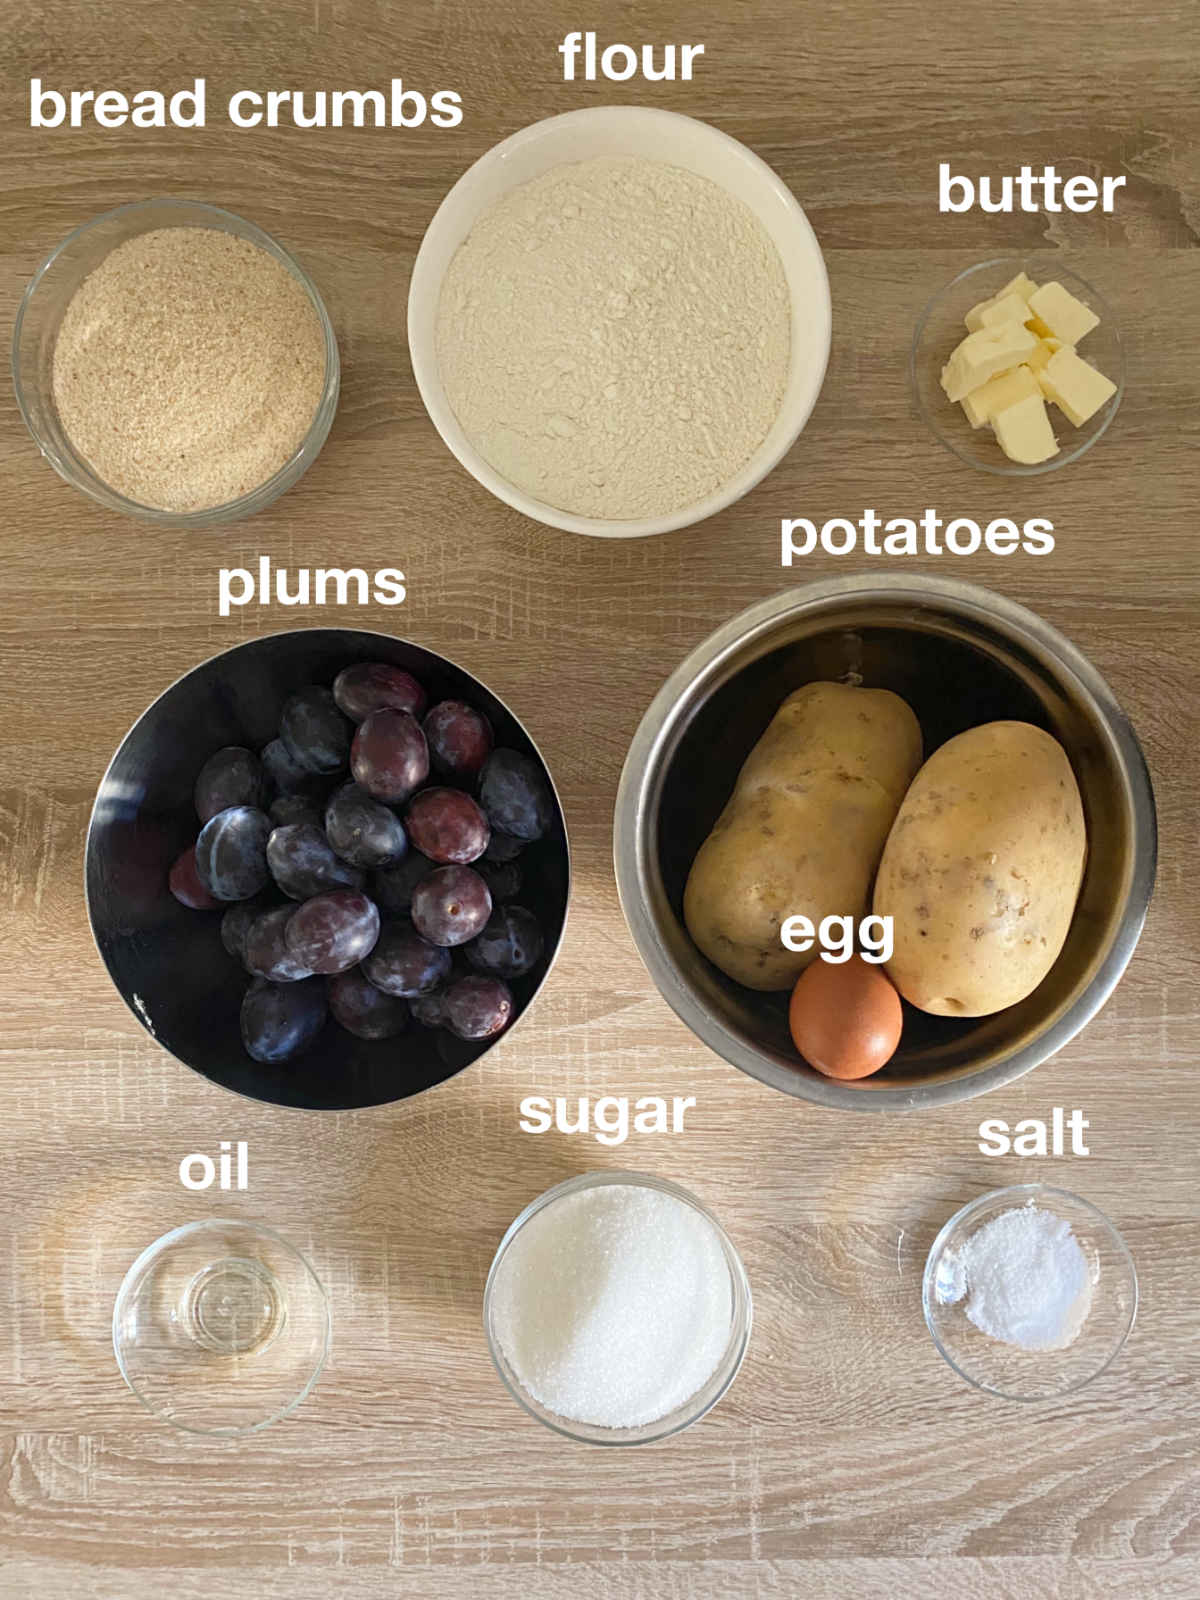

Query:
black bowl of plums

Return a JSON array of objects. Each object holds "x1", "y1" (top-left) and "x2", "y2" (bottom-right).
[{"x1": 85, "y1": 629, "x2": 569, "y2": 1109}]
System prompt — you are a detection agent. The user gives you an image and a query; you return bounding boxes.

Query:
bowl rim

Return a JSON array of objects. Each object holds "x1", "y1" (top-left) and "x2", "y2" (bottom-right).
[
  {"x1": 83, "y1": 625, "x2": 572, "y2": 1112},
  {"x1": 112, "y1": 1217, "x2": 332, "y2": 1436},
  {"x1": 407, "y1": 105, "x2": 831, "y2": 538},
  {"x1": 920, "y1": 1181, "x2": 1139, "y2": 1400},
  {"x1": 12, "y1": 196, "x2": 340, "y2": 527},
  {"x1": 613, "y1": 575, "x2": 1157, "y2": 1111},
  {"x1": 909, "y1": 255, "x2": 1124, "y2": 478},
  {"x1": 482, "y1": 1168, "x2": 753, "y2": 1445}
]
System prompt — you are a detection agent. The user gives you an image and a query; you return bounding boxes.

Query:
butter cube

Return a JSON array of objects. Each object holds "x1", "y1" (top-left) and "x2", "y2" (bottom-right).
[
  {"x1": 964, "y1": 273, "x2": 1038, "y2": 332},
  {"x1": 961, "y1": 364, "x2": 1041, "y2": 428},
  {"x1": 964, "y1": 298, "x2": 996, "y2": 333},
  {"x1": 992, "y1": 392, "x2": 1060, "y2": 465},
  {"x1": 940, "y1": 322, "x2": 1038, "y2": 402},
  {"x1": 996, "y1": 271, "x2": 1038, "y2": 301},
  {"x1": 1027, "y1": 281, "x2": 1100, "y2": 345},
  {"x1": 1037, "y1": 346, "x2": 1118, "y2": 426},
  {"x1": 977, "y1": 292, "x2": 1033, "y2": 329},
  {"x1": 1025, "y1": 336, "x2": 1065, "y2": 373}
]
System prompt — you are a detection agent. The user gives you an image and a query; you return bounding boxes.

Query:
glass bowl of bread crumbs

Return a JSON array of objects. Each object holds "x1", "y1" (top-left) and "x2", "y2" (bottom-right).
[{"x1": 13, "y1": 198, "x2": 339, "y2": 525}]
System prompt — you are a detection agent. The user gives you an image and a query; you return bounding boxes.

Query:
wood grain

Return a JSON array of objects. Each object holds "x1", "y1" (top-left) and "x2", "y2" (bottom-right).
[{"x1": 1, "y1": 0, "x2": 1198, "y2": 1595}]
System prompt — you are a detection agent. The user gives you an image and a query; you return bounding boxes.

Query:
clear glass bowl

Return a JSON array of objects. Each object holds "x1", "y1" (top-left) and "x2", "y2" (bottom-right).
[
  {"x1": 113, "y1": 1219, "x2": 331, "y2": 1435},
  {"x1": 923, "y1": 1183, "x2": 1137, "y2": 1401},
  {"x1": 484, "y1": 1171, "x2": 752, "y2": 1445},
  {"x1": 12, "y1": 198, "x2": 339, "y2": 525},
  {"x1": 911, "y1": 256, "x2": 1124, "y2": 476}
]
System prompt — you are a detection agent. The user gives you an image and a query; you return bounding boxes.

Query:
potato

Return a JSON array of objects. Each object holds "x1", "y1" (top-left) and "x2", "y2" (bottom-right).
[
  {"x1": 683, "y1": 682, "x2": 922, "y2": 991},
  {"x1": 874, "y1": 720, "x2": 1086, "y2": 1017}
]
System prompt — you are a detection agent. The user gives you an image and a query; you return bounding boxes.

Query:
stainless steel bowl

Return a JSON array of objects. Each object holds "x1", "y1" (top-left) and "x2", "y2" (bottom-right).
[
  {"x1": 86, "y1": 628, "x2": 570, "y2": 1111},
  {"x1": 614, "y1": 577, "x2": 1156, "y2": 1110}
]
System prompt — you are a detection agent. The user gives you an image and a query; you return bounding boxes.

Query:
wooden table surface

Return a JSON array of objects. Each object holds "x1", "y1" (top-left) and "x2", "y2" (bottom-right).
[{"x1": 2, "y1": 1, "x2": 1198, "y2": 1595}]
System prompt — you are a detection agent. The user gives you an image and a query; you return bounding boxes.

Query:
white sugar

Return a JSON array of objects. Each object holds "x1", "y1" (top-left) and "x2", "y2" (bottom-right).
[
  {"x1": 491, "y1": 1183, "x2": 734, "y2": 1428},
  {"x1": 939, "y1": 1204, "x2": 1094, "y2": 1352}
]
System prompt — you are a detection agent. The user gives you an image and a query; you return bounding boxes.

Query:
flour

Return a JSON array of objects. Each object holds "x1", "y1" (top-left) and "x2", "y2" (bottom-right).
[
  {"x1": 939, "y1": 1204, "x2": 1095, "y2": 1352},
  {"x1": 435, "y1": 157, "x2": 791, "y2": 520}
]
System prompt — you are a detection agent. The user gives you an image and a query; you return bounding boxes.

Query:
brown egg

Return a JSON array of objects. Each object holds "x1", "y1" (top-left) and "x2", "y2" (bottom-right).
[{"x1": 788, "y1": 954, "x2": 903, "y2": 1080}]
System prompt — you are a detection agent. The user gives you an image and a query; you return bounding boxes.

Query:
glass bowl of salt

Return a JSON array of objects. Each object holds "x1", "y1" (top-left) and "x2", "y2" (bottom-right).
[
  {"x1": 484, "y1": 1171, "x2": 752, "y2": 1444},
  {"x1": 923, "y1": 1183, "x2": 1137, "y2": 1401}
]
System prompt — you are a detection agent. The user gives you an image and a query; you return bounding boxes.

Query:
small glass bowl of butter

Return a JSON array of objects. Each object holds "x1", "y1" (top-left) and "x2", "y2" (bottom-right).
[{"x1": 911, "y1": 257, "x2": 1124, "y2": 475}]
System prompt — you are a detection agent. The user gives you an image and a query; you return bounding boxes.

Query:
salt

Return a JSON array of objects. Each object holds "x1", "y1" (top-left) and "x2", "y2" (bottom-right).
[
  {"x1": 939, "y1": 1203, "x2": 1094, "y2": 1352},
  {"x1": 490, "y1": 1182, "x2": 733, "y2": 1428}
]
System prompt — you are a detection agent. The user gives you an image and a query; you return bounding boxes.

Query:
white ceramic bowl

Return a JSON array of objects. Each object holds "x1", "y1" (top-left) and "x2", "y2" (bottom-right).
[{"x1": 408, "y1": 107, "x2": 831, "y2": 538}]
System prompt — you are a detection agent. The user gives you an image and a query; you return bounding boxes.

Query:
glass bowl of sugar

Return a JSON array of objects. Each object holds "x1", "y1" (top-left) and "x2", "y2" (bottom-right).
[
  {"x1": 13, "y1": 198, "x2": 339, "y2": 525},
  {"x1": 923, "y1": 1183, "x2": 1137, "y2": 1401},
  {"x1": 484, "y1": 1170, "x2": 752, "y2": 1444}
]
